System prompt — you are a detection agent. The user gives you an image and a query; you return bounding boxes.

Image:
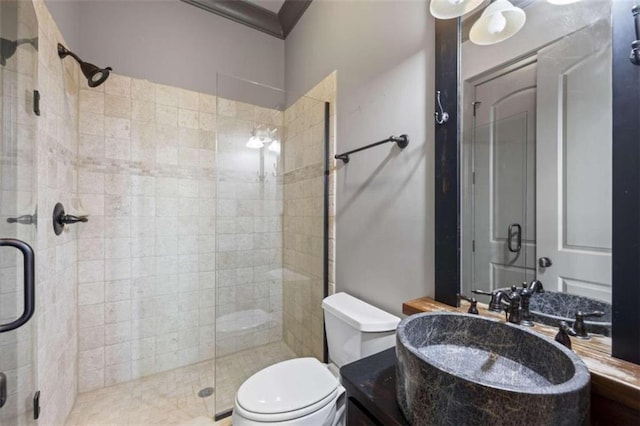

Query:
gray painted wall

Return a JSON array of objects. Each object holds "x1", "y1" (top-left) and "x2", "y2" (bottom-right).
[
  {"x1": 46, "y1": 0, "x2": 284, "y2": 95},
  {"x1": 45, "y1": 0, "x2": 80, "y2": 49},
  {"x1": 46, "y1": 0, "x2": 435, "y2": 317},
  {"x1": 285, "y1": 0, "x2": 436, "y2": 317}
]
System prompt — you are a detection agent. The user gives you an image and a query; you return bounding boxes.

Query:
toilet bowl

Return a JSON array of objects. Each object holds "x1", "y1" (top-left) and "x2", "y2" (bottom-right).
[
  {"x1": 232, "y1": 358, "x2": 345, "y2": 426},
  {"x1": 232, "y1": 292, "x2": 400, "y2": 426}
]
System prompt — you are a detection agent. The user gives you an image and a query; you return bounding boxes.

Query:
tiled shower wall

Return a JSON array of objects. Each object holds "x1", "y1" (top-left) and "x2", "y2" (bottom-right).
[
  {"x1": 282, "y1": 73, "x2": 337, "y2": 360},
  {"x1": 75, "y1": 74, "x2": 218, "y2": 392},
  {"x1": 33, "y1": 0, "x2": 81, "y2": 424},
  {"x1": 214, "y1": 99, "x2": 284, "y2": 357}
]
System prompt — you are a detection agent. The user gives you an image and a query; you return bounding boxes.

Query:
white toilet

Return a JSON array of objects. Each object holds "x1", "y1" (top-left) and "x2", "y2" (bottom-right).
[{"x1": 232, "y1": 292, "x2": 401, "y2": 426}]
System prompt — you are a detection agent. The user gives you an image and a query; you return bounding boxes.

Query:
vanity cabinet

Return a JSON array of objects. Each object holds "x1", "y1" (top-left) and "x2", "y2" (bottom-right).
[
  {"x1": 341, "y1": 346, "x2": 640, "y2": 426},
  {"x1": 340, "y1": 348, "x2": 408, "y2": 426}
]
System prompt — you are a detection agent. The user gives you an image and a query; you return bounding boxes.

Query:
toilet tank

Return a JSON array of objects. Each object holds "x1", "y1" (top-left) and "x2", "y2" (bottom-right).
[{"x1": 322, "y1": 292, "x2": 401, "y2": 367}]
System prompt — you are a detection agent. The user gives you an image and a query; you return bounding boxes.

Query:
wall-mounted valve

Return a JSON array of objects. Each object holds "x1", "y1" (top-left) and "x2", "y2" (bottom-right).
[{"x1": 52, "y1": 202, "x2": 88, "y2": 236}]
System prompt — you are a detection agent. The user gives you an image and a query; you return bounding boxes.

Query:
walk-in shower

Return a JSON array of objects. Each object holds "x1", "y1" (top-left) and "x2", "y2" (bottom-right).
[
  {"x1": 213, "y1": 73, "x2": 332, "y2": 418},
  {"x1": 0, "y1": 3, "x2": 333, "y2": 418}
]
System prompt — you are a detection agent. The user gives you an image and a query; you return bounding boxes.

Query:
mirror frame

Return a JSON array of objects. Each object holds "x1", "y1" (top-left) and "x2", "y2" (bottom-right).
[{"x1": 433, "y1": 0, "x2": 640, "y2": 365}]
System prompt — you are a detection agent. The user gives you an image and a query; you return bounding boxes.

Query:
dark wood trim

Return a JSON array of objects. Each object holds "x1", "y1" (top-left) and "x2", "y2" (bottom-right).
[
  {"x1": 180, "y1": 0, "x2": 312, "y2": 40},
  {"x1": 435, "y1": 3, "x2": 640, "y2": 365},
  {"x1": 611, "y1": 0, "x2": 640, "y2": 365},
  {"x1": 433, "y1": 17, "x2": 460, "y2": 307},
  {"x1": 279, "y1": 0, "x2": 313, "y2": 38}
]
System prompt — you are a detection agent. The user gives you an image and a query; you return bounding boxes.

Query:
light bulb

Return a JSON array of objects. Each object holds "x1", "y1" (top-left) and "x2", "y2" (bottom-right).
[
  {"x1": 246, "y1": 136, "x2": 264, "y2": 149},
  {"x1": 487, "y1": 11, "x2": 507, "y2": 34}
]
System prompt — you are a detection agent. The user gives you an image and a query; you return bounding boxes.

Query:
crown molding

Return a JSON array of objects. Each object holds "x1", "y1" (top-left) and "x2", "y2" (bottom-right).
[{"x1": 181, "y1": 0, "x2": 312, "y2": 40}]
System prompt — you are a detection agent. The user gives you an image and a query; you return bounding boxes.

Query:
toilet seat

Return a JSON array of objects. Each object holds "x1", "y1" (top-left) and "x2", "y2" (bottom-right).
[
  {"x1": 235, "y1": 358, "x2": 339, "y2": 422},
  {"x1": 235, "y1": 387, "x2": 340, "y2": 422}
]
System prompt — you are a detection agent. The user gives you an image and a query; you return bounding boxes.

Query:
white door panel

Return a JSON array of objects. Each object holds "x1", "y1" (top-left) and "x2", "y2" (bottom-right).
[{"x1": 536, "y1": 20, "x2": 612, "y2": 301}]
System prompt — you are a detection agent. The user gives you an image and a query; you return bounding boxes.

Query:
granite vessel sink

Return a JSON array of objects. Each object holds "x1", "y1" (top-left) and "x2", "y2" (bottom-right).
[
  {"x1": 396, "y1": 313, "x2": 590, "y2": 426},
  {"x1": 528, "y1": 291, "x2": 612, "y2": 337}
]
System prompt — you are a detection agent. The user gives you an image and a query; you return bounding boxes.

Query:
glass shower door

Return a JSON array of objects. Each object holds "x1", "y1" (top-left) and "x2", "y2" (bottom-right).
[
  {"x1": 0, "y1": 0, "x2": 39, "y2": 424},
  {"x1": 214, "y1": 74, "x2": 292, "y2": 415},
  {"x1": 471, "y1": 112, "x2": 534, "y2": 293},
  {"x1": 213, "y1": 74, "x2": 330, "y2": 417}
]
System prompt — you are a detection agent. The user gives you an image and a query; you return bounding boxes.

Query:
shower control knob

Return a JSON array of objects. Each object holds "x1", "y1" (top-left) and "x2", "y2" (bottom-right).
[{"x1": 538, "y1": 257, "x2": 552, "y2": 268}]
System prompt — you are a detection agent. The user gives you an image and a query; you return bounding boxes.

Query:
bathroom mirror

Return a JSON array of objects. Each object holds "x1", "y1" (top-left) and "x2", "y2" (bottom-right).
[
  {"x1": 459, "y1": 2, "x2": 613, "y2": 304},
  {"x1": 433, "y1": 0, "x2": 640, "y2": 363}
]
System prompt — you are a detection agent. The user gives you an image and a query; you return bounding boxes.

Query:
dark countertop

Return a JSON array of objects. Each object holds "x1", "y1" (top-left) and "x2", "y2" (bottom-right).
[{"x1": 340, "y1": 348, "x2": 409, "y2": 425}]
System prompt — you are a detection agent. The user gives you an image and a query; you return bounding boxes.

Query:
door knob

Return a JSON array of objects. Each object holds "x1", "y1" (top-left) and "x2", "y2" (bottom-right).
[{"x1": 539, "y1": 257, "x2": 552, "y2": 268}]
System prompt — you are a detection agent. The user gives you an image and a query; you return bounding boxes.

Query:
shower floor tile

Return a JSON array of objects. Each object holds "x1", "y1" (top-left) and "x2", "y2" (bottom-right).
[{"x1": 65, "y1": 341, "x2": 296, "y2": 425}]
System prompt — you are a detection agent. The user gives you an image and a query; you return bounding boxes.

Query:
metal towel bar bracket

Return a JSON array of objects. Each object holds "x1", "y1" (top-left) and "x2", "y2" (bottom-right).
[
  {"x1": 631, "y1": 5, "x2": 640, "y2": 65},
  {"x1": 334, "y1": 134, "x2": 409, "y2": 163}
]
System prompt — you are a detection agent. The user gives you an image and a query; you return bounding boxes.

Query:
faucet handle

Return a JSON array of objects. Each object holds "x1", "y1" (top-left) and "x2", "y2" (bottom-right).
[
  {"x1": 472, "y1": 289, "x2": 504, "y2": 312},
  {"x1": 555, "y1": 320, "x2": 577, "y2": 349},
  {"x1": 573, "y1": 311, "x2": 605, "y2": 340},
  {"x1": 457, "y1": 294, "x2": 479, "y2": 315}
]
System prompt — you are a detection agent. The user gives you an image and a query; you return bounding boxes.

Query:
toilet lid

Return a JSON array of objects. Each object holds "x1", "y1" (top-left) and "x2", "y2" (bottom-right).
[{"x1": 236, "y1": 358, "x2": 339, "y2": 415}]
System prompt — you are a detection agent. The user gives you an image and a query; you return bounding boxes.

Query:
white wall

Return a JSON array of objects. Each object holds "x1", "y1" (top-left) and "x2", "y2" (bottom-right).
[
  {"x1": 285, "y1": 0, "x2": 436, "y2": 317},
  {"x1": 46, "y1": 0, "x2": 285, "y2": 95}
]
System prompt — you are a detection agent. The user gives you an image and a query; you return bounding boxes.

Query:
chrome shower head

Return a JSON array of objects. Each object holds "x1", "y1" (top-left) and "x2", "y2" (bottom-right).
[{"x1": 57, "y1": 43, "x2": 112, "y2": 88}]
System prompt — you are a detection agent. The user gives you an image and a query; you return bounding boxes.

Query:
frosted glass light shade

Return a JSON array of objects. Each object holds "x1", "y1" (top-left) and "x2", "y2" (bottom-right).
[
  {"x1": 546, "y1": 0, "x2": 581, "y2": 4},
  {"x1": 246, "y1": 136, "x2": 264, "y2": 149},
  {"x1": 268, "y1": 140, "x2": 281, "y2": 154},
  {"x1": 469, "y1": 0, "x2": 526, "y2": 45},
  {"x1": 430, "y1": 0, "x2": 484, "y2": 19}
]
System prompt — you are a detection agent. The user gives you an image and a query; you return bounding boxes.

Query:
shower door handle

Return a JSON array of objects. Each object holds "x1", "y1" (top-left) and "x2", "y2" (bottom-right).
[
  {"x1": 507, "y1": 224, "x2": 521, "y2": 253},
  {"x1": 0, "y1": 239, "x2": 35, "y2": 333}
]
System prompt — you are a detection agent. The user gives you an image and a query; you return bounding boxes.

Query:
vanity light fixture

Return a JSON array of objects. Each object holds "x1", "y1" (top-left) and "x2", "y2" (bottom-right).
[
  {"x1": 469, "y1": 0, "x2": 526, "y2": 45},
  {"x1": 246, "y1": 124, "x2": 278, "y2": 149},
  {"x1": 246, "y1": 136, "x2": 266, "y2": 149},
  {"x1": 429, "y1": 0, "x2": 484, "y2": 19},
  {"x1": 268, "y1": 140, "x2": 281, "y2": 154},
  {"x1": 546, "y1": 0, "x2": 582, "y2": 4}
]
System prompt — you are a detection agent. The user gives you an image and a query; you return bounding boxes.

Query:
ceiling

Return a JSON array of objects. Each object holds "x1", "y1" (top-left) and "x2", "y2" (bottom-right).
[
  {"x1": 181, "y1": 0, "x2": 312, "y2": 39},
  {"x1": 246, "y1": 0, "x2": 286, "y2": 14}
]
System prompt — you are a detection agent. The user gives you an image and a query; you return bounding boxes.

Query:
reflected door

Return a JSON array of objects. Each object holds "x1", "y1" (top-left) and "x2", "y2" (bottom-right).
[
  {"x1": 0, "y1": 0, "x2": 39, "y2": 424},
  {"x1": 472, "y1": 62, "x2": 537, "y2": 292},
  {"x1": 536, "y1": 21, "x2": 612, "y2": 301}
]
